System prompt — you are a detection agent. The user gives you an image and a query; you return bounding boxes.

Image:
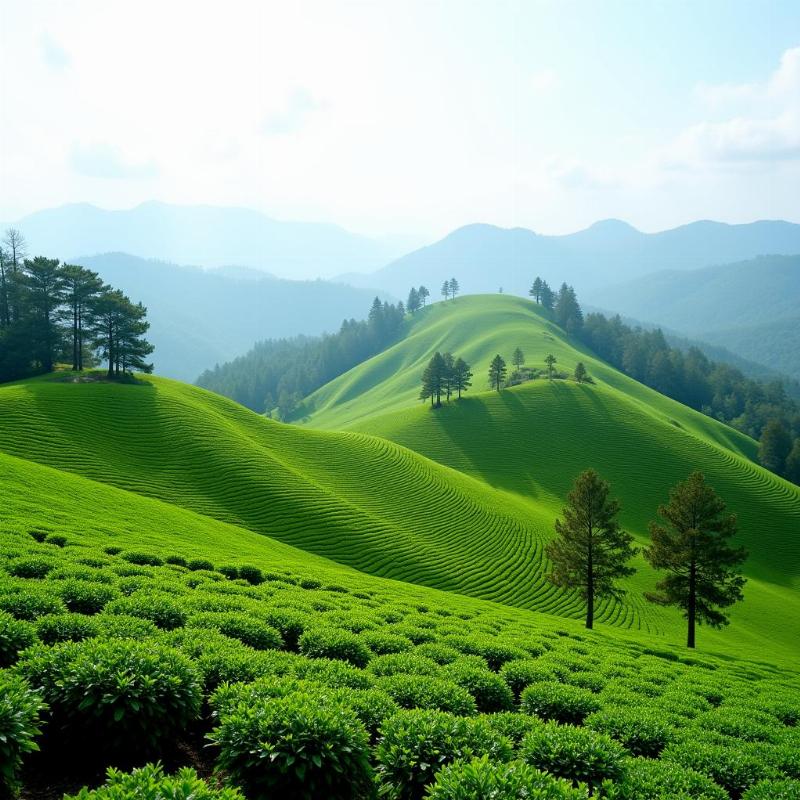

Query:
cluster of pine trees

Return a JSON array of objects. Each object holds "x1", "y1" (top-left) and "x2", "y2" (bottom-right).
[
  {"x1": 419, "y1": 352, "x2": 473, "y2": 406},
  {"x1": 0, "y1": 230, "x2": 153, "y2": 383},
  {"x1": 406, "y1": 285, "x2": 430, "y2": 313},
  {"x1": 758, "y1": 420, "x2": 800, "y2": 485},
  {"x1": 548, "y1": 469, "x2": 746, "y2": 648},
  {"x1": 530, "y1": 277, "x2": 583, "y2": 333},
  {"x1": 197, "y1": 297, "x2": 407, "y2": 418}
]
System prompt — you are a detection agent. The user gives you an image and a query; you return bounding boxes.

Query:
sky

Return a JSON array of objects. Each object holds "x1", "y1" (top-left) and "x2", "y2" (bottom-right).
[{"x1": 1, "y1": 0, "x2": 799, "y2": 240}]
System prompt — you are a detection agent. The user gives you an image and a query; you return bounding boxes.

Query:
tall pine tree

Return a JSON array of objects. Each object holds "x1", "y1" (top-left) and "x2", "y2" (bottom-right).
[{"x1": 488, "y1": 354, "x2": 507, "y2": 391}]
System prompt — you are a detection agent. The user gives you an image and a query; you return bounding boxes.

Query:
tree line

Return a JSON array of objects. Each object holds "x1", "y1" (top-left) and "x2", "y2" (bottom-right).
[
  {"x1": 527, "y1": 274, "x2": 800, "y2": 485},
  {"x1": 0, "y1": 229, "x2": 153, "y2": 383},
  {"x1": 547, "y1": 468, "x2": 746, "y2": 649},
  {"x1": 198, "y1": 296, "x2": 407, "y2": 419}
]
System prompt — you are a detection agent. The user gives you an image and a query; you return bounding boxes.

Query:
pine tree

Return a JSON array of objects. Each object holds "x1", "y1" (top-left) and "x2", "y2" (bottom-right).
[
  {"x1": 546, "y1": 469, "x2": 637, "y2": 629},
  {"x1": 418, "y1": 286, "x2": 430, "y2": 307},
  {"x1": 61, "y1": 264, "x2": 104, "y2": 371},
  {"x1": 785, "y1": 439, "x2": 800, "y2": 485},
  {"x1": 407, "y1": 287, "x2": 420, "y2": 314},
  {"x1": 449, "y1": 278, "x2": 459, "y2": 298},
  {"x1": 452, "y1": 357, "x2": 472, "y2": 399},
  {"x1": 644, "y1": 472, "x2": 747, "y2": 648},
  {"x1": 555, "y1": 283, "x2": 583, "y2": 333},
  {"x1": 540, "y1": 281, "x2": 554, "y2": 310},
  {"x1": 544, "y1": 353, "x2": 557, "y2": 380},
  {"x1": 512, "y1": 347, "x2": 525, "y2": 372},
  {"x1": 0, "y1": 247, "x2": 10, "y2": 328},
  {"x1": 420, "y1": 351, "x2": 447, "y2": 407},
  {"x1": 22, "y1": 256, "x2": 66, "y2": 372},
  {"x1": 574, "y1": 362, "x2": 588, "y2": 383},
  {"x1": 488, "y1": 354, "x2": 507, "y2": 391},
  {"x1": 529, "y1": 277, "x2": 543, "y2": 303},
  {"x1": 758, "y1": 420, "x2": 792, "y2": 476},
  {"x1": 441, "y1": 280, "x2": 450, "y2": 301},
  {"x1": 443, "y1": 352, "x2": 455, "y2": 401}
]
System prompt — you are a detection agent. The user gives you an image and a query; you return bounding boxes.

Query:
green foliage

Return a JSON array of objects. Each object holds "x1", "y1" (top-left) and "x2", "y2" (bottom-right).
[
  {"x1": 16, "y1": 638, "x2": 201, "y2": 754},
  {"x1": 374, "y1": 709, "x2": 513, "y2": 799},
  {"x1": 210, "y1": 691, "x2": 375, "y2": 800},
  {"x1": 742, "y1": 779, "x2": 800, "y2": 800},
  {"x1": 0, "y1": 588, "x2": 66, "y2": 620},
  {"x1": 426, "y1": 755, "x2": 587, "y2": 799},
  {"x1": 520, "y1": 682, "x2": 601, "y2": 724},
  {"x1": 520, "y1": 722, "x2": 627, "y2": 789},
  {"x1": 64, "y1": 763, "x2": 245, "y2": 800},
  {"x1": 500, "y1": 659, "x2": 558, "y2": 698},
  {"x1": 57, "y1": 579, "x2": 119, "y2": 614},
  {"x1": 0, "y1": 672, "x2": 45, "y2": 797},
  {"x1": 189, "y1": 612, "x2": 283, "y2": 650},
  {"x1": 600, "y1": 757, "x2": 727, "y2": 799},
  {"x1": 121, "y1": 551, "x2": 164, "y2": 567},
  {"x1": 35, "y1": 613, "x2": 99, "y2": 644},
  {"x1": 586, "y1": 706, "x2": 674, "y2": 757},
  {"x1": 105, "y1": 591, "x2": 187, "y2": 629},
  {"x1": 378, "y1": 673, "x2": 477, "y2": 715},
  {"x1": 188, "y1": 558, "x2": 215, "y2": 571},
  {"x1": 368, "y1": 652, "x2": 441, "y2": 677},
  {"x1": 0, "y1": 611, "x2": 36, "y2": 667},
  {"x1": 444, "y1": 660, "x2": 514, "y2": 713},
  {"x1": 299, "y1": 627, "x2": 371, "y2": 667},
  {"x1": 7, "y1": 557, "x2": 54, "y2": 579}
]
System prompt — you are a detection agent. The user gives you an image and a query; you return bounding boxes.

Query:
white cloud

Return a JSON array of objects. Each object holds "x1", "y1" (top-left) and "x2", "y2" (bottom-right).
[
  {"x1": 40, "y1": 33, "x2": 70, "y2": 70},
  {"x1": 70, "y1": 143, "x2": 159, "y2": 180},
  {"x1": 261, "y1": 87, "x2": 322, "y2": 136}
]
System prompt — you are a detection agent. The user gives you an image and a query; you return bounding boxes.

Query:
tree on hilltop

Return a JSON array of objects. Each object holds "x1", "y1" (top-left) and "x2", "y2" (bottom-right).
[
  {"x1": 644, "y1": 471, "x2": 747, "y2": 649},
  {"x1": 574, "y1": 362, "x2": 589, "y2": 383},
  {"x1": 61, "y1": 264, "x2": 104, "y2": 371},
  {"x1": 540, "y1": 281, "x2": 554, "y2": 310},
  {"x1": 443, "y1": 352, "x2": 455, "y2": 401},
  {"x1": 449, "y1": 277, "x2": 460, "y2": 298},
  {"x1": 544, "y1": 353, "x2": 557, "y2": 381},
  {"x1": 546, "y1": 469, "x2": 637, "y2": 629},
  {"x1": 452, "y1": 357, "x2": 472, "y2": 399},
  {"x1": 512, "y1": 347, "x2": 525, "y2": 373},
  {"x1": 529, "y1": 277, "x2": 543, "y2": 303},
  {"x1": 22, "y1": 256, "x2": 66, "y2": 373},
  {"x1": 555, "y1": 283, "x2": 583, "y2": 333},
  {"x1": 488, "y1": 354, "x2": 507, "y2": 391},
  {"x1": 407, "y1": 287, "x2": 420, "y2": 314},
  {"x1": 441, "y1": 280, "x2": 450, "y2": 301},
  {"x1": 420, "y1": 351, "x2": 447, "y2": 407},
  {"x1": 418, "y1": 286, "x2": 430, "y2": 307}
]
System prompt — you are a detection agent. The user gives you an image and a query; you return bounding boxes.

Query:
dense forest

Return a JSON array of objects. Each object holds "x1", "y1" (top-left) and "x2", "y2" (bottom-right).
[
  {"x1": 0, "y1": 229, "x2": 153, "y2": 382},
  {"x1": 197, "y1": 296, "x2": 411, "y2": 419}
]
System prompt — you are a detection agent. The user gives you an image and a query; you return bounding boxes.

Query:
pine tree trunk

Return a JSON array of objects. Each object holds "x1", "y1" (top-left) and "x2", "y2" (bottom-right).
[{"x1": 687, "y1": 560, "x2": 696, "y2": 648}]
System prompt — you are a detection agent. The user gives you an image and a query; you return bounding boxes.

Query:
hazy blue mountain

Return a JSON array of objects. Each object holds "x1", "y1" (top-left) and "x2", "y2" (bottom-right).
[
  {"x1": 591, "y1": 255, "x2": 800, "y2": 377},
  {"x1": 74, "y1": 253, "x2": 388, "y2": 381},
  {"x1": 349, "y1": 219, "x2": 800, "y2": 296},
  {"x1": 7, "y1": 201, "x2": 407, "y2": 280}
]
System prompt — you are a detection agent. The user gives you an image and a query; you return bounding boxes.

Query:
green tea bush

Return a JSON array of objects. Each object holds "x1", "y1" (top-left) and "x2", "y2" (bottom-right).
[
  {"x1": 294, "y1": 656, "x2": 375, "y2": 689},
  {"x1": 378, "y1": 673, "x2": 477, "y2": 715},
  {"x1": 7, "y1": 557, "x2": 54, "y2": 579},
  {"x1": 105, "y1": 591, "x2": 187, "y2": 629},
  {"x1": 361, "y1": 630, "x2": 413, "y2": 655},
  {"x1": 368, "y1": 652, "x2": 441, "y2": 677},
  {"x1": 443, "y1": 635, "x2": 526, "y2": 671},
  {"x1": 17, "y1": 638, "x2": 201, "y2": 754},
  {"x1": 262, "y1": 608, "x2": 307, "y2": 651},
  {"x1": 210, "y1": 691, "x2": 375, "y2": 800},
  {"x1": 500, "y1": 660, "x2": 558, "y2": 699},
  {"x1": 237, "y1": 565, "x2": 264, "y2": 585},
  {"x1": 485, "y1": 712, "x2": 546, "y2": 745},
  {"x1": 742, "y1": 778, "x2": 800, "y2": 799},
  {"x1": 102, "y1": 546, "x2": 122, "y2": 556},
  {"x1": 760, "y1": 696, "x2": 800, "y2": 727},
  {"x1": 520, "y1": 722, "x2": 626, "y2": 789},
  {"x1": 520, "y1": 682, "x2": 601, "y2": 724},
  {"x1": 44, "y1": 534, "x2": 68, "y2": 548},
  {"x1": 375, "y1": 709, "x2": 513, "y2": 799},
  {"x1": 663, "y1": 739, "x2": 778, "y2": 798},
  {"x1": 35, "y1": 613, "x2": 99, "y2": 644},
  {"x1": 414, "y1": 642, "x2": 461, "y2": 665},
  {"x1": 600, "y1": 757, "x2": 727, "y2": 799},
  {"x1": 164, "y1": 554, "x2": 188, "y2": 567},
  {"x1": 188, "y1": 612, "x2": 282, "y2": 650},
  {"x1": 57, "y1": 579, "x2": 119, "y2": 615},
  {"x1": 696, "y1": 705, "x2": 784, "y2": 743},
  {"x1": 586, "y1": 706, "x2": 674, "y2": 757},
  {"x1": 444, "y1": 660, "x2": 514, "y2": 713},
  {"x1": 563, "y1": 670, "x2": 605, "y2": 693},
  {"x1": 217, "y1": 565, "x2": 240, "y2": 580},
  {"x1": 426, "y1": 755, "x2": 587, "y2": 799},
  {"x1": 0, "y1": 589, "x2": 65, "y2": 620},
  {"x1": 298, "y1": 627, "x2": 371, "y2": 667},
  {"x1": 121, "y1": 551, "x2": 163, "y2": 567},
  {"x1": 0, "y1": 672, "x2": 45, "y2": 797},
  {"x1": 187, "y1": 558, "x2": 215, "y2": 571},
  {"x1": 64, "y1": 763, "x2": 245, "y2": 800},
  {"x1": 0, "y1": 611, "x2": 36, "y2": 667},
  {"x1": 93, "y1": 613, "x2": 160, "y2": 641}
]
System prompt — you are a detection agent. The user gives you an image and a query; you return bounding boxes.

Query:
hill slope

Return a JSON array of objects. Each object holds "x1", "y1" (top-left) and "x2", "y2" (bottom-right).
[
  {"x1": 7, "y1": 201, "x2": 407, "y2": 279},
  {"x1": 347, "y1": 219, "x2": 800, "y2": 296},
  {"x1": 72, "y1": 253, "x2": 387, "y2": 381}
]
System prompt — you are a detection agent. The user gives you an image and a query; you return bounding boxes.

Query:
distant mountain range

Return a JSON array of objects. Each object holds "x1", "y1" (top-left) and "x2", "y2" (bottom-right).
[
  {"x1": 344, "y1": 218, "x2": 800, "y2": 296},
  {"x1": 591, "y1": 255, "x2": 800, "y2": 377},
  {"x1": 5, "y1": 202, "x2": 411, "y2": 280},
  {"x1": 73, "y1": 253, "x2": 389, "y2": 381}
]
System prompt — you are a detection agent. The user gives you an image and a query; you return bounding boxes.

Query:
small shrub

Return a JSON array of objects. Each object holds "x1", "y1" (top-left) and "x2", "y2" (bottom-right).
[
  {"x1": 299, "y1": 627, "x2": 371, "y2": 668},
  {"x1": 375, "y1": 709, "x2": 513, "y2": 799},
  {"x1": 102, "y1": 546, "x2": 122, "y2": 556},
  {"x1": 361, "y1": 630, "x2": 413, "y2": 655},
  {"x1": 444, "y1": 660, "x2": 514, "y2": 713},
  {"x1": 261, "y1": 608, "x2": 307, "y2": 651},
  {"x1": 500, "y1": 659, "x2": 557, "y2": 699},
  {"x1": 485, "y1": 712, "x2": 546, "y2": 745},
  {"x1": 0, "y1": 611, "x2": 36, "y2": 667},
  {"x1": 742, "y1": 779, "x2": 800, "y2": 799},
  {"x1": 368, "y1": 652, "x2": 441, "y2": 678},
  {"x1": 45, "y1": 534, "x2": 68, "y2": 547},
  {"x1": 378, "y1": 673, "x2": 477, "y2": 715},
  {"x1": 36, "y1": 613, "x2": 99, "y2": 644},
  {"x1": 237, "y1": 565, "x2": 264, "y2": 585},
  {"x1": 217, "y1": 565, "x2": 240, "y2": 580},
  {"x1": 0, "y1": 672, "x2": 46, "y2": 796},
  {"x1": 188, "y1": 558, "x2": 215, "y2": 572},
  {"x1": 7, "y1": 557, "x2": 54, "y2": 579},
  {"x1": 427, "y1": 755, "x2": 586, "y2": 799},
  {"x1": 57, "y1": 580, "x2": 119, "y2": 615},
  {"x1": 586, "y1": 706, "x2": 674, "y2": 757},
  {"x1": 106, "y1": 592, "x2": 187, "y2": 630},
  {"x1": 521, "y1": 682, "x2": 601, "y2": 724},
  {"x1": 0, "y1": 589, "x2": 66, "y2": 621},
  {"x1": 17, "y1": 638, "x2": 201, "y2": 754},
  {"x1": 415, "y1": 642, "x2": 461, "y2": 665},
  {"x1": 28, "y1": 530, "x2": 48, "y2": 543},
  {"x1": 600, "y1": 757, "x2": 727, "y2": 799},
  {"x1": 189, "y1": 613, "x2": 282, "y2": 650},
  {"x1": 165, "y1": 554, "x2": 188, "y2": 567},
  {"x1": 210, "y1": 691, "x2": 374, "y2": 800},
  {"x1": 443, "y1": 635, "x2": 526, "y2": 671},
  {"x1": 121, "y1": 551, "x2": 163, "y2": 567},
  {"x1": 294, "y1": 657, "x2": 375, "y2": 690},
  {"x1": 520, "y1": 722, "x2": 626, "y2": 789},
  {"x1": 299, "y1": 577, "x2": 322, "y2": 590},
  {"x1": 64, "y1": 763, "x2": 245, "y2": 800}
]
